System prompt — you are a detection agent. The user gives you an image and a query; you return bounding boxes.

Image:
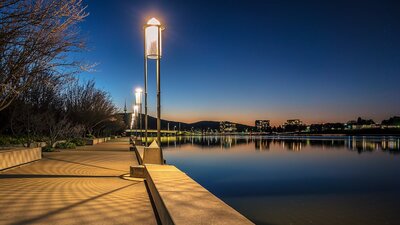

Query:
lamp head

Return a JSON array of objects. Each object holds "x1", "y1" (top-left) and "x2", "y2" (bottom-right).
[
  {"x1": 135, "y1": 88, "x2": 143, "y2": 93},
  {"x1": 147, "y1": 17, "x2": 161, "y2": 26},
  {"x1": 145, "y1": 17, "x2": 164, "y2": 59},
  {"x1": 134, "y1": 87, "x2": 143, "y2": 104}
]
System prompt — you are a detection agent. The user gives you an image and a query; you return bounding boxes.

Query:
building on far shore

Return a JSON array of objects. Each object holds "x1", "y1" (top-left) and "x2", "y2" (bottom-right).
[
  {"x1": 283, "y1": 119, "x2": 304, "y2": 127},
  {"x1": 255, "y1": 120, "x2": 270, "y2": 132},
  {"x1": 285, "y1": 119, "x2": 303, "y2": 126},
  {"x1": 219, "y1": 121, "x2": 237, "y2": 133},
  {"x1": 282, "y1": 119, "x2": 307, "y2": 132}
]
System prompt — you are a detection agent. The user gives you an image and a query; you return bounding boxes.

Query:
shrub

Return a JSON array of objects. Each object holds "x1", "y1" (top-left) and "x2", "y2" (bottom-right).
[
  {"x1": 9, "y1": 137, "x2": 26, "y2": 145},
  {"x1": 70, "y1": 138, "x2": 86, "y2": 146},
  {"x1": 42, "y1": 146, "x2": 55, "y2": 152},
  {"x1": 0, "y1": 136, "x2": 26, "y2": 146},
  {"x1": 34, "y1": 137, "x2": 47, "y2": 142},
  {"x1": 86, "y1": 134, "x2": 96, "y2": 139},
  {"x1": 55, "y1": 142, "x2": 76, "y2": 149},
  {"x1": 0, "y1": 136, "x2": 10, "y2": 145}
]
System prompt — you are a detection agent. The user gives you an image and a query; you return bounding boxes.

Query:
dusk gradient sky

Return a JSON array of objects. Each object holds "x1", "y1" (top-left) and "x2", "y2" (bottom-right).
[{"x1": 80, "y1": 0, "x2": 400, "y2": 126}]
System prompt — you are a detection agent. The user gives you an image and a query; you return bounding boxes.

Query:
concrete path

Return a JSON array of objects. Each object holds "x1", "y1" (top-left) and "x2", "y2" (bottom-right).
[{"x1": 0, "y1": 138, "x2": 158, "y2": 225}]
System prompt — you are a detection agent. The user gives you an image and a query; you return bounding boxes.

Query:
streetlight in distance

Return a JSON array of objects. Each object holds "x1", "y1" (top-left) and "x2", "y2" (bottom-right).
[
  {"x1": 144, "y1": 17, "x2": 164, "y2": 146},
  {"x1": 133, "y1": 104, "x2": 139, "y2": 137},
  {"x1": 130, "y1": 111, "x2": 135, "y2": 130},
  {"x1": 135, "y1": 88, "x2": 143, "y2": 136}
]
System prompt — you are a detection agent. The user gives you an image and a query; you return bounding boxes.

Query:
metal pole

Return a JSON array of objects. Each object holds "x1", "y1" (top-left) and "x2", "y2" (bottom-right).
[
  {"x1": 135, "y1": 113, "x2": 137, "y2": 137},
  {"x1": 156, "y1": 26, "x2": 161, "y2": 145},
  {"x1": 144, "y1": 31, "x2": 148, "y2": 147},
  {"x1": 140, "y1": 103, "x2": 143, "y2": 137}
]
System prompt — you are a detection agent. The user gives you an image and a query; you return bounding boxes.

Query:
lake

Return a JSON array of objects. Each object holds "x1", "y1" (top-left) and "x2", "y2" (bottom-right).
[{"x1": 161, "y1": 136, "x2": 400, "y2": 225}]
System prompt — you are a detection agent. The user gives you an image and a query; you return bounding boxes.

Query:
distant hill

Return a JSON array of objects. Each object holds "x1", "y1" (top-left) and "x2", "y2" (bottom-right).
[
  {"x1": 183, "y1": 120, "x2": 254, "y2": 132},
  {"x1": 124, "y1": 113, "x2": 254, "y2": 132}
]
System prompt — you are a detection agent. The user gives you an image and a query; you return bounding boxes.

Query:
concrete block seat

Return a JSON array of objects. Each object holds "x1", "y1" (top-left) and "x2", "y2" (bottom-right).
[{"x1": 0, "y1": 147, "x2": 41, "y2": 170}]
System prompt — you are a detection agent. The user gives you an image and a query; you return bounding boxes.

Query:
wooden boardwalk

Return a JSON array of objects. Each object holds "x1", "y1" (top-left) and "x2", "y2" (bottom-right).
[{"x1": 0, "y1": 138, "x2": 158, "y2": 225}]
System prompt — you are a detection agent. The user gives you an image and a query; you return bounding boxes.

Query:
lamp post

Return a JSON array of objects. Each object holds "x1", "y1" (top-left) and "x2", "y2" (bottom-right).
[
  {"x1": 130, "y1": 111, "x2": 134, "y2": 130},
  {"x1": 135, "y1": 88, "x2": 143, "y2": 136},
  {"x1": 133, "y1": 105, "x2": 139, "y2": 137},
  {"x1": 144, "y1": 17, "x2": 164, "y2": 145}
]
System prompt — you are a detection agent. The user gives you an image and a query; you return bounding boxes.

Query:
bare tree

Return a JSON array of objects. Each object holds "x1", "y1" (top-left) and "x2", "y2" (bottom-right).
[
  {"x1": 65, "y1": 80, "x2": 117, "y2": 136},
  {"x1": 5, "y1": 71, "x2": 68, "y2": 145},
  {"x1": 0, "y1": 0, "x2": 88, "y2": 111},
  {"x1": 96, "y1": 115, "x2": 125, "y2": 137},
  {"x1": 45, "y1": 115, "x2": 72, "y2": 147}
]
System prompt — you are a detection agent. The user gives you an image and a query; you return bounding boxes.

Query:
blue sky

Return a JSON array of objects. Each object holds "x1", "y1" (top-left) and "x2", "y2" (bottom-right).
[{"x1": 79, "y1": 0, "x2": 400, "y2": 125}]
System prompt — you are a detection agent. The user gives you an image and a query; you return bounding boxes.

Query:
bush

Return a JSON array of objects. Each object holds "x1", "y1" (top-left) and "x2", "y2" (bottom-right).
[
  {"x1": 42, "y1": 146, "x2": 55, "y2": 152},
  {"x1": 34, "y1": 137, "x2": 47, "y2": 142},
  {"x1": 0, "y1": 136, "x2": 10, "y2": 145},
  {"x1": 55, "y1": 142, "x2": 76, "y2": 149},
  {"x1": 86, "y1": 134, "x2": 96, "y2": 139},
  {"x1": 10, "y1": 137, "x2": 26, "y2": 145},
  {"x1": 70, "y1": 138, "x2": 86, "y2": 146},
  {"x1": 0, "y1": 136, "x2": 26, "y2": 146}
]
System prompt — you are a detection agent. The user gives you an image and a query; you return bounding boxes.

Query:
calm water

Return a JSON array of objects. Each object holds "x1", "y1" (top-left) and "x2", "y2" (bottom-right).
[{"x1": 161, "y1": 136, "x2": 400, "y2": 225}]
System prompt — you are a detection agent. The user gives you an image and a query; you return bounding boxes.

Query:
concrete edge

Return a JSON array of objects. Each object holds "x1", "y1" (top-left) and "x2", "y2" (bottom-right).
[
  {"x1": 133, "y1": 146, "x2": 143, "y2": 165},
  {"x1": 144, "y1": 167, "x2": 175, "y2": 225},
  {"x1": 131, "y1": 143, "x2": 253, "y2": 225},
  {"x1": 144, "y1": 165, "x2": 254, "y2": 225},
  {"x1": 144, "y1": 178, "x2": 163, "y2": 225}
]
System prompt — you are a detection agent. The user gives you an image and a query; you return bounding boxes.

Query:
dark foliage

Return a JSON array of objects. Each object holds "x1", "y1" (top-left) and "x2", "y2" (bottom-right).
[
  {"x1": 382, "y1": 116, "x2": 400, "y2": 126},
  {"x1": 0, "y1": 77, "x2": 125, "y2": 146}
]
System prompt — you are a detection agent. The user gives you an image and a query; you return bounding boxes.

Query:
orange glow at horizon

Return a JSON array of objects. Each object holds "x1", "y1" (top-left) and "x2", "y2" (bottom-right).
[{"x1": 161, "y1": 110, "x2": 389, "y2": 127}]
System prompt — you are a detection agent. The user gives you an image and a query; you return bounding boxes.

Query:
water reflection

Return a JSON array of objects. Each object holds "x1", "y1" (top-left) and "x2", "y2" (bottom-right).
[
  {"x1": 150, "y1": 136, "x2": 400, "y2": 154},
  {"x1": 162, "y1": 135, "x2": 400, "y2": 225}
]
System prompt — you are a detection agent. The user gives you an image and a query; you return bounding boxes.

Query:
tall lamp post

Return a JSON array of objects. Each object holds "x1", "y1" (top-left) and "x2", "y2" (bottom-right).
[
  {"x1": 144, "y1": 17, "x2": 164, "y2": 145},
  {"x1": 130, "y1": 109, "x2": 135, "y2": 130},
  {"x1": 133, "y1": 105, "x2": 139, "y2": 137},
  {"x1": 135, "y1": 88, "x2": 143, "y2": 136}
]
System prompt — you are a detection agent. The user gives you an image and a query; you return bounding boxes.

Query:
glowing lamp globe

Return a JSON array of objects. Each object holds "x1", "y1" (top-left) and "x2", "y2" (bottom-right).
[
  {"x1": 145, "y1": 18, "x2": 163, "y2": 59},
  {"x1": 135, "y1": 88, "x2": 143, "y2": 105}
]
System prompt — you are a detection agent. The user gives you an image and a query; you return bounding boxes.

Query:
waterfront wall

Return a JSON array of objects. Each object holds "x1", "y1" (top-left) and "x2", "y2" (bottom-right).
[
  {"x1": 0, "y1": 147, "x2": 42, "y2": 170},
  {"x1": 132, "y1": 144, "x2": 254, "y2": 225},
  {"x1": 145, "y1": 164, "x2": 254, "y2": 225}
]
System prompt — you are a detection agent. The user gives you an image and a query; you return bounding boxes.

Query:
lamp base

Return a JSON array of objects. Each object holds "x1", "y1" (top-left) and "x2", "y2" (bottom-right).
[{"x1": 143, "y1": 140, "x2": 164, "y2": 165}]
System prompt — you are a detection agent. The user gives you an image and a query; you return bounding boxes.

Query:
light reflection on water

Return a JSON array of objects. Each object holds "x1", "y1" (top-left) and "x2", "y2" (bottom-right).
[
  {"x1": 155, "y1": 135, "x2": 400, "y2": 153},
  {"x1": 161, "y1": 136, "x2": 400, "y2": 225}
]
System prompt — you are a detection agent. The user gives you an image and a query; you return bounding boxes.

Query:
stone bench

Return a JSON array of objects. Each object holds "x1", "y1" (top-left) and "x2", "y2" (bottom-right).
[
  {"x1": 85, "y1": 137, "x2": 111, "y2": 145},
  {"x1": 0, "y1": 147, "x2": 42, "y2": 170}
]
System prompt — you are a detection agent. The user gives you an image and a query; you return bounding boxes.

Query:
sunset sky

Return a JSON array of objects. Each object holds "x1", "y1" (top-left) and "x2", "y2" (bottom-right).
[{"x1": 80, "y1": 0, "x2": 400, "y2": 126}]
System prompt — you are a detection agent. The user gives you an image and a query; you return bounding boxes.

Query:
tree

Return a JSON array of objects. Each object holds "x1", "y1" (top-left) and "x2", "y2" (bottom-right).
[
  {"x1": 356, "y1": 117, "x2": 375, "y2": 125},
  {"x1": 2, "y1": 72, "x2": 76, "y2": 145},
  {"x1": 0, "y1": 0, "x2": 88, "y2": 111},
  {"x1": 95, "y1": 115, "x2": 125, "y2": 137},
  {"x1": 381, "y1": 116, "x2": 400, "y2": 126},
  {"x1": 64, "y1": 80, "x2": 116, "y2": 136}
]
